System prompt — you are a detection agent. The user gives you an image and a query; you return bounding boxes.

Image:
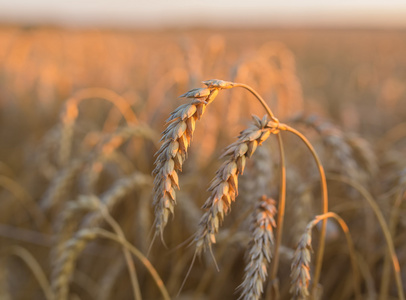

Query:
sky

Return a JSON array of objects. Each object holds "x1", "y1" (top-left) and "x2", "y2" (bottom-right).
[{"x1": 1, "y1": 0, "x2": 406, "y2": 28}]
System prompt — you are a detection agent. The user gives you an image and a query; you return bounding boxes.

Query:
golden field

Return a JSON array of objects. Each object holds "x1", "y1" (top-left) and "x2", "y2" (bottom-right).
[{"x1": 0, "y1": 26, "x2": 405, "y2": 300}]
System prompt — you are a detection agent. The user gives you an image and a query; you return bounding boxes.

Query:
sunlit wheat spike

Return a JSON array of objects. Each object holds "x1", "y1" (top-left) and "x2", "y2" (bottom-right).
[
  {"x1": 290, "y1": 221, "x2": 314, "y2": 299},
  {"x1": 194, "y1": 115, "x2": 278, "y2": 256},
  {"x1": 238, "y1": 196, "x2": 277, "y2": 300},
  {"x1": 152, "y1": 86, "x2": 220, "y2": 238}
]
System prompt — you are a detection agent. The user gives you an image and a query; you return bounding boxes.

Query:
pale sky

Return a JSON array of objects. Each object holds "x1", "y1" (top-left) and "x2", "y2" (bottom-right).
[{"x1": 1, "y1": 0, "x2": 406, "y2": 28}]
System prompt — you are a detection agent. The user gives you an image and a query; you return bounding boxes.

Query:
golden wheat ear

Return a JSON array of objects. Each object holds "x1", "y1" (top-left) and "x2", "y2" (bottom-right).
[
  {"x1": 237, "y1": 196, "x2": 277, "y2": 300},
  {"x1": 152, "y1": 84, "x2": 224, "y2": 240},
  {"x1": 194, "y1": 115, "x2": 278, "y2": 257}
]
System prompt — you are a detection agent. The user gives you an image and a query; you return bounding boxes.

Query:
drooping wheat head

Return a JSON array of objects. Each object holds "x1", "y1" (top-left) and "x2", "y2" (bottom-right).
[
  {"x1": 152, "y1": 81, "x2": 235, "y2": 238},
  {"x1": 194, "y1": 115, "x2": 278, "y2": 256}
]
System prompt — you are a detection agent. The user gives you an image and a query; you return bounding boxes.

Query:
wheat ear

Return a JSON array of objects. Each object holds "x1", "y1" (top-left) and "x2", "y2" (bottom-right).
[
  {"x1": 290, "y1": 220, "x2": 313, "y2": 299},
  {"x1": 152, "y1": 81, "x2": 234, "y2": 238},
  {"x1": 194, "y1": 115, "x2": 277, "y2": 256},
  {"x1": 40, "y1": 159, "x2": 83, "y2": 212},
  {"x1": 238, "y1": 196, "x2": 277, "y2": 300}
]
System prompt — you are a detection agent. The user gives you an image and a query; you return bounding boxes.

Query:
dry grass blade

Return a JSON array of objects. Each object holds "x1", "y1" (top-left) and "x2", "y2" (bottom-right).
[{"x1": 238, "y1": 196, "x2": 277, "y2": 300}]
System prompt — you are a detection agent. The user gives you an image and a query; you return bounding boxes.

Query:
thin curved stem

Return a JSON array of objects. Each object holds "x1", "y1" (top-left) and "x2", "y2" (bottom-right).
[
  {"x1": 233, "y1": 82, "x2": 287, "y2": 286},
  {"x1": 283, "y1": 125, "x2": 328, "y2": 295},
  {"x1": 232, "y1": 83, "x2": 277, "y2": 120},
  {"x1": 94, "y1": 228, "x2": 171, "y2": 300},
  {"x1": 270, "y1": 134, "x2": 286, "y2": 281},
  {"x1": 99, "y1": 205, "x2": 142, "y2": 300},
  {"x1": 379, "y1": 188, "x2": 405, "y2": 300},
  {"x1": 311, "y1": 212, "x2": 361, "y2": 300},
  {"x1": 327, "y1": 174, "x2": 405, "y2": 300}
]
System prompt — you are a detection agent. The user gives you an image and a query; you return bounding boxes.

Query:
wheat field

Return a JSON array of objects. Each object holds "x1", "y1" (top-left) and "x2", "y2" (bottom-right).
[{"x1": 0, "y1": 26, "x2": 405, "y2": 300}]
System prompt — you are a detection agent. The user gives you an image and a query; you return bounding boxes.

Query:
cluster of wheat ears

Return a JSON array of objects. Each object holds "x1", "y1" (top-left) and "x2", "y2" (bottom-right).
[
  {"x1": 150, "y1": 79, "x2": 404, "y2": 300},
  {"x1": 1, "y1": 29, "x2": 406, "y2": 300},
  {"x1": 0, "y1": 76, "x2": 405, "y2": 300}
]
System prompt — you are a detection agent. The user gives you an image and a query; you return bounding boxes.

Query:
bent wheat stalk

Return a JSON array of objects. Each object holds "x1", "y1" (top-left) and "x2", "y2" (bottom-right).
[
  {"x1": 231, "y1": 83, "x2": 287, "y2": 284},
  {"x1": 290, "y1": 212, "x2": 361, "y2": 300}
]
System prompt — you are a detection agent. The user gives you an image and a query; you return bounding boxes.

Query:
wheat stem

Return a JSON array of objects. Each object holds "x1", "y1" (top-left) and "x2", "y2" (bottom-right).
[
  {"x1": 93, "y1": 229, "x2": 171, "y2": 300},
  {"x1": 379, "y1": 188, "x2": 405, "y2": 300},
  {"x1": 98, "y1": 203, "x2": 142, "y2": 300},
  {"x1": 233, "y1": 82, "x2": 287, "y2": 284}
]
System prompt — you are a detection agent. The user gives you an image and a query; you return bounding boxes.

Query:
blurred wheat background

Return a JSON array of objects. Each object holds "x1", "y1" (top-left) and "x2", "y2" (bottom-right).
[{"x1": 0, "y1": 2, "x2": 406, "y2": 300}]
